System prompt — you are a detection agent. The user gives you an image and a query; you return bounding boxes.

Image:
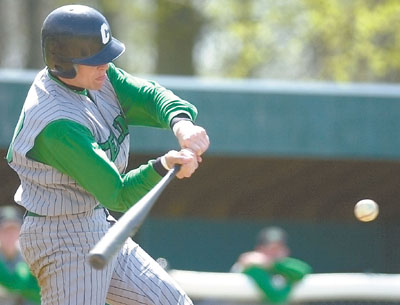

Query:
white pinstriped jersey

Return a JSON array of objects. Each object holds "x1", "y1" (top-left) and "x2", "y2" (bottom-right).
[{"x1": 8, "y1": 68, "x2": 130, "y2": 216}]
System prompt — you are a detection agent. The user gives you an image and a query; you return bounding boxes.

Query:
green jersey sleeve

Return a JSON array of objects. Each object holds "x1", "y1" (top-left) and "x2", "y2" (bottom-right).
[
  {"x1": 27, "y1": 119, "x2": 162, "y2": 213},
  {"x1": 272, "y1": 257, "x2": 313, "y2": 282},
  {"x1": 106, "y1": 63, "x2": 198, "y2": 127}
]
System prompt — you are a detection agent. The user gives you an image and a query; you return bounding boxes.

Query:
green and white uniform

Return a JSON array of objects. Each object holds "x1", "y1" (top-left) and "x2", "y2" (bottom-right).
[{"x1": 7, "y1": 63, "x2": 196, "y2": 305}]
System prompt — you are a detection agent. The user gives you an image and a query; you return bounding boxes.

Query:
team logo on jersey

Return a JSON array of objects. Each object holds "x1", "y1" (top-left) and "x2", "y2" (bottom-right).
[
  {"x1": 99, "y1": 114, "x2": 128, "y2": 162},
  {"x1": 100, "y1": 23, "x2": 110, "y2": 44}
]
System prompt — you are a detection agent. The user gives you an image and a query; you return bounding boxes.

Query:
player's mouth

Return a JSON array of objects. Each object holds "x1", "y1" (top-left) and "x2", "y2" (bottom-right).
[{"x1": 96, "y1": 75, "x2": 106, "y2": 82}]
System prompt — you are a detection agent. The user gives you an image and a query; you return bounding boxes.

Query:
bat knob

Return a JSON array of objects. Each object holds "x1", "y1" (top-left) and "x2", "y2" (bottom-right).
[{"x1": 88, "y1": 253, "x2": 107, "y2": 270}]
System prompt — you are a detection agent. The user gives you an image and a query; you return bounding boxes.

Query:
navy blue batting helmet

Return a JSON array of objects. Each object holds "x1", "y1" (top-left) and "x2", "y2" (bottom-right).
[{"x1": 41, "y1": 5, "x2": 125, "y2": 78}]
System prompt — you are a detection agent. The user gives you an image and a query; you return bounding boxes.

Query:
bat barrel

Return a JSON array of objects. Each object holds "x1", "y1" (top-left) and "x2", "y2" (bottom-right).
[
  {"x1": 88, "y1": 216, "x2": 132, "y2": 269},
  {"x1": 89, "y1": 253, "x2": 107, "y2": 270}
]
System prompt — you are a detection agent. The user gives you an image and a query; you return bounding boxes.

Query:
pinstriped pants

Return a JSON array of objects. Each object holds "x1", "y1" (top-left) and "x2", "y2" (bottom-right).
[{"x1": 19, "y1": 208, "x2": 193, "y2": 305}]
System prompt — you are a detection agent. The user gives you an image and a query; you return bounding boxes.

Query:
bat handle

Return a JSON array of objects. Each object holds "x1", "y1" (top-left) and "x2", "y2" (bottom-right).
[{"x1": 171, "y1": 164, "x2": 181, "y2": 175}]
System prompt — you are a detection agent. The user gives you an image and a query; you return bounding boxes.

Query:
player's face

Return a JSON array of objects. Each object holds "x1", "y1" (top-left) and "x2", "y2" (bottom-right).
[
  {"x1": 0, "y1": 222, "x2": 20, "y2": 258},
  {"x1": 258, "y1": 242, "x2": 290, "y2": 260},
  {"x1": 68, "y1": 64, "x2": 109, "y2": 90}
]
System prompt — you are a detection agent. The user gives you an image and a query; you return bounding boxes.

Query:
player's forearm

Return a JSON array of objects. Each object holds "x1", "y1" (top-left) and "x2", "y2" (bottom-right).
[
  {"x1": 77, "y1": 159, "x2": 162, "y2": 213},
  {"x1": 115, "y1": 164, "x2": 164, "y2": 211},
  {"x1": 27, "y1": 119, "x2": 163, "y2": 212},
  {"x1": 107, "y1": 63, "x2": 198, "y2": 127},
  {"x1": 272, "y1": 257, "x2": 312, "y2": 282}
]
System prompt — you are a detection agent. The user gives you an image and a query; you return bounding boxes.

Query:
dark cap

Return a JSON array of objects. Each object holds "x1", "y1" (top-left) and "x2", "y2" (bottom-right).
[
  {"x1": 0, "y1": 206, "x2": 22, "y2": 225},
  {"x1": 257, "y1": 226, "x2": 287, "y2": 246}
]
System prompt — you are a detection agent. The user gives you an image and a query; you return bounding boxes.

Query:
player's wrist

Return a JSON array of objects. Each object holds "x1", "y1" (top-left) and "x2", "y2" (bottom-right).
[
  {"x1": 160, "y1": 155, "x2": 173, "y2": 171},
  {"x1": 172, "y1": 119, "x2": 194, "y2": 136},
  {"x1": 152, "y1": 157, "x2": 169, "y2": 176},
  {"x1": 170, "y1": 113, "x2": 193, "y2": 130}
]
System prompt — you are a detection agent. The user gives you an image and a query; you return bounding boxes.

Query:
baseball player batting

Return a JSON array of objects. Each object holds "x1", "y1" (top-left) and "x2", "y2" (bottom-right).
[{"x1": 7, "y1": 4, "x2": 209, "y2": 305}]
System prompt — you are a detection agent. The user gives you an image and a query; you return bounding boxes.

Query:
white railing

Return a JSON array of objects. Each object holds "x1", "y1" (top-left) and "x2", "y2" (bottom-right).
[{"x1": 169, "y1": 270, "x2": 400, "y2": 303}]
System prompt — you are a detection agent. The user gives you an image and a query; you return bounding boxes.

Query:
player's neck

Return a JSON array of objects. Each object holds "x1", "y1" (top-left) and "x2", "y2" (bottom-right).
[
  {"x1": 49, "y1": 71, "x2": 86, "y2": 93},
  {"x1": 57, "y1": 76, "x2": 85, "y2": 92}
]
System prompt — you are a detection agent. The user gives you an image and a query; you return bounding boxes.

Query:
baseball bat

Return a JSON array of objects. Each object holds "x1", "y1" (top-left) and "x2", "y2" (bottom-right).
[{"x1": 88, "y1": 165, "x2": 180, "y2": 270}]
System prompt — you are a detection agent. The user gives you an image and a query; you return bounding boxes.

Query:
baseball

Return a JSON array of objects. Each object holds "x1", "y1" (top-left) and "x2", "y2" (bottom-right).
[{"x1": 354, "y1": 199, "x2": 379, "y2": 222}]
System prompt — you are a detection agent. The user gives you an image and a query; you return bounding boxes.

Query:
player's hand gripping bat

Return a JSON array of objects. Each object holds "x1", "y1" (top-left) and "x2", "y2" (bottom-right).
[{"x1": 88, "y1": 165, "x2": 180, "y2": 269}]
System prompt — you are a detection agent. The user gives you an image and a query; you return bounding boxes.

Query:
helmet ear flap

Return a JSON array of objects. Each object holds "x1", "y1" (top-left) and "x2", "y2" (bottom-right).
[
  {"x1": 43, "y1": 47, "x2": 77, "y2": 78},
  {"x1": 51, "y1": 61, "x2": 77, "y2": 79}
]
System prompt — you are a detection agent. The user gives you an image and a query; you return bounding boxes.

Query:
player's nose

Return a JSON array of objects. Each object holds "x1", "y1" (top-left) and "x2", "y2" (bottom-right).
[{"x1": 97, "y1": 63, "x2": 109, "y2": 72}]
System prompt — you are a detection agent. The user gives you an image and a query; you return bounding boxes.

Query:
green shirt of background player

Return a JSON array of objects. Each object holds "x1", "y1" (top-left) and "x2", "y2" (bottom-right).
[
  {"x1": 0, "y1": 206, "x2": 40, "y2": 305},
  {"x1": 231, "y1": 227, "x2": 312, "y2": 304}
]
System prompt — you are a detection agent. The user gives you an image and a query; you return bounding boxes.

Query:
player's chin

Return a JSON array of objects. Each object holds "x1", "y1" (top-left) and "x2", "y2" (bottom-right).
[
  {"x1": 91, "y1": 80, "x2": 105, "y2": 90},
  {"x1": 91, "y1": 75, "x2": 106, "y2": 90}
]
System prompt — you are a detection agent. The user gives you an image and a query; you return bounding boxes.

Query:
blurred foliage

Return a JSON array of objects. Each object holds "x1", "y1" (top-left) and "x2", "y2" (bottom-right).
[
  {"x1": 154, "y1": 0, "x2": 203, "y2": 75},
  {"x1": 302, "y1": 0, "x2": 400, "y2": 82},
  {"x1": 198, "y1": 0, "x2": 400, "y2": 82},
  {"x1": 2, "y1": 0, "x2": 400, "y2": 83},
  {"x1": 195, "y1": 1, "x2": 306, "y2": 79}
]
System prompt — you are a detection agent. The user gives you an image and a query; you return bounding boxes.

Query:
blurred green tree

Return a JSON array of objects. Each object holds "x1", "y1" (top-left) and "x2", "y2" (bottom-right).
[
  {"x1": 195, "y1": 0, "x2": 400, "y2": 82},
  {"x1": 301, "y1": 0, "x2": 400, "y2": 82},
  {"x1": 154, "y1": 0, "x2": 203, "y2": 75},
  {"x1": 194, "y1": 1, "x2": 305, "y2": 79},
  {"x1": 25, "y1": 0, "x2": 46, "y2": 69}
]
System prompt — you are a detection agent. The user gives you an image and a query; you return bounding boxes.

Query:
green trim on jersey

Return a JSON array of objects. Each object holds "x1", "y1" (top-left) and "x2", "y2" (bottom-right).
[
  {"x1": 106, "y1": 63, "x2": 198, "y2": 127},
  {"x1": 27, "y1": 119, "x2": 162, "y2": 212}
]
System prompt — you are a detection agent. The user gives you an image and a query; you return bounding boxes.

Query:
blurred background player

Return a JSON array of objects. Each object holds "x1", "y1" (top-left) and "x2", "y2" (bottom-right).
[
  {"x1": 231, "y1": 226, "x2": 290, "y2": 273},
  {"x1": 0, "y1": 206, "x2": 40, "y2": 305},
  {"x1": 231, "y1": 226, "x2": 312, "y2": 304}
]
